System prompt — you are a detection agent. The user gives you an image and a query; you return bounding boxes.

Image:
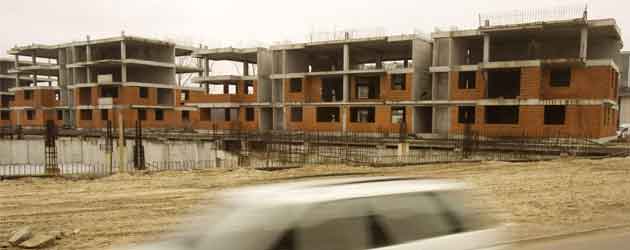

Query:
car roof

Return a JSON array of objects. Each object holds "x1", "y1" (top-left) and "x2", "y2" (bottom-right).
[{"x1": 220, "y1": 177, "x2": 467, "y2": 206}]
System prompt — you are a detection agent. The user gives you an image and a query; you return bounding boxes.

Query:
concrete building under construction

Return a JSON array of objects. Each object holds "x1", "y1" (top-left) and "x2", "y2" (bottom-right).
[{"x1": 0, "y1": 13, "x2": 625, "y2": 140}]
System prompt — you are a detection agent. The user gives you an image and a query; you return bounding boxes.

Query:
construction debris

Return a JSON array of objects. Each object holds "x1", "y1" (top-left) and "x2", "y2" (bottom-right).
[
  {"x1": 18, "y1": 235, "x2": 55, "y2": 249},
  {"x1": 8, "y1": 227, "x2": 32, "y2": 246}
]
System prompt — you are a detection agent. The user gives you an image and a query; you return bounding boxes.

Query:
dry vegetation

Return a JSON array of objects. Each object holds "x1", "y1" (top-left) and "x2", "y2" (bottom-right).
[{"x1": 1, "y1": 157, "x2": 630, "y2": 250}]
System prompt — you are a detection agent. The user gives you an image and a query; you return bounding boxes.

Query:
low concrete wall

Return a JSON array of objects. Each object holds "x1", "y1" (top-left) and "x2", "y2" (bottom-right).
[{"x1": 0, "y1": 138, "x2": 231, "y2": 166}]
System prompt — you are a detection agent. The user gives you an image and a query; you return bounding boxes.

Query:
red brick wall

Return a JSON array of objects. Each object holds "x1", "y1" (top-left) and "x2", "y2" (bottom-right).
[
  {"x1": 450, "y1": 71, "x2": 485, "y2": 100},
  {"x1": 449, "y1": 105, "x2": 616, "y2": 138},
  {"x1": 541, "y1": 66, "x2": 617, "y2": 100}
]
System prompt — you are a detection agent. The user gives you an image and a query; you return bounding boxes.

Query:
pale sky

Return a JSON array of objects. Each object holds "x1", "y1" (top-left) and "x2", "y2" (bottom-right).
[{"x1": 1, "y1": 0, "x2": 628, "y2": 57}]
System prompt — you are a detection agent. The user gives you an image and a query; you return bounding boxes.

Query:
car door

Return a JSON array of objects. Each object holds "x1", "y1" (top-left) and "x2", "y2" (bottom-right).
[{"x1": 297, "y1": 199, "x2": 370, "y2": 250}]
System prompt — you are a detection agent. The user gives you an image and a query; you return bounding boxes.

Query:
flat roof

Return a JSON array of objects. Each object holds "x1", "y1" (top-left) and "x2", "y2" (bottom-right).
[
  {"x1": 192, "y1": 47, "x2": 262, "y2": 63},
  {"x1": 432, "y1": 18, "x2": 622, "y2": 43},
  {"x1": 8, "y1": 35, "x2": 198, "y2": 57},
  {"x1": 270, "y1": 34, "x2": 427, "y2": 51}
]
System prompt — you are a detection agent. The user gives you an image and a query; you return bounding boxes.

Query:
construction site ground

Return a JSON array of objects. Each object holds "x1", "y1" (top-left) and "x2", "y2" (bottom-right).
[{"x1": 1, "y1": 157, "x2": 630, "y2": 250}]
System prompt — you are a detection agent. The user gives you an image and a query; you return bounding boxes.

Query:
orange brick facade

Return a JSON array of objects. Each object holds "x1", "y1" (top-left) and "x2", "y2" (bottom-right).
[{"x1": 447, "y1": 66, "x2": 619, "y2": 138}]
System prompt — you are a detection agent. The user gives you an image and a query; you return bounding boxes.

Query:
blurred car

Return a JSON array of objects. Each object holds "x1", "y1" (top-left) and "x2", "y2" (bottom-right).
[{"x1": 128, "y1": 177, "x2": 508, "y2": 250}]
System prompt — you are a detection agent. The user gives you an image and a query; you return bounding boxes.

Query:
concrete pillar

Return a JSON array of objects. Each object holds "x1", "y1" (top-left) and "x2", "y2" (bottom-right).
[
  {"x1": 580, "y1": 26, "x2": 588, "y2": 60},
  {"x1": 86, "y1": 45, "x2": 92, "y2": 83},
  {"x1": 343, "y1": 44, "x2": 350, "y2": 103},
  {"x1": 483, "y1": 34, "x2": 490, "y2": 63},
  {"x1": 203, "y1": 58, "x2": 209, "y2": 77},
  {"x1": 397, "y1": 142, "x2": 410, "y2": 157},
  {"x1": 376, "y1": 54, "x2": 383, "y2": 69},
  {"x1": 243, "y1": 62, "x2": 249, "y2": 76},
  {"x1": 121, "y1": 41, "x2": 127, "y2": 82},
  {"x1": 32, "y1": 53, "x2": 37, "y2": 87},
  {"x1": 341, "y1": 106, "x2": 347, "y2": 132},
  {"x1": 404, "y1": 59, "x2": 409, "y2": 68}
]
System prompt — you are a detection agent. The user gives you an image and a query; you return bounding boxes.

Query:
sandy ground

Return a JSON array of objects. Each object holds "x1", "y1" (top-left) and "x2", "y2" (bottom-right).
[{"x1": 1, "y1": 157, "x2": 630, "y2": 250}]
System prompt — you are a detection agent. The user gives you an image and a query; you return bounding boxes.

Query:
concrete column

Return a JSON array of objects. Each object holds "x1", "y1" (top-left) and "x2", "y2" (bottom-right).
[
  {"x1": 343, "y1": 44, "x2": 350, "y2": 103},
  {"x1": 86, "y1": 45, "x2": 91, "y2": 83},
  {"x1": 120, "y1": 41, "x2": 127, "y2": 82},
  {"x1": 376, "y1": 54, "x2": 383, "y2": 69},
  {"x1": 341, "y1": 106, "x2": 347, "y2": 132},
  {"x1": 32, "y1": 53, "x2": 37, "y2": 87},
  {"x1": 243, "y1": 62, "x2": 249, "y2": 76},
  {"x1": 432, "y1": 40, "x2": 438, "y2": 66},
  {"x1": 203, "y1": 58, "x2": 209, "y2": 77},
  {"x1": 483, "y1": 34, "x2": 490, "y2": 63},
  {"x1": 580, "y1": 26, "x2": 588, "y2": 60}
]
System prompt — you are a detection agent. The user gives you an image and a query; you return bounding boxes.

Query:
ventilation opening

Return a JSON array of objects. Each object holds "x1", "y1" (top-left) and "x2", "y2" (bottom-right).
[
  {"x1": 350, "y1": 107, "x2": 375, "y2": 123},
  {"x1": 485, "y1": 106, "x2": 519, "y2": 124},
  {"x1": 487, "y1": 69, "x2": 520, "y2": 98},
  {"x1": 316, "y1": 107, "x2": 340, "y2": 123}
]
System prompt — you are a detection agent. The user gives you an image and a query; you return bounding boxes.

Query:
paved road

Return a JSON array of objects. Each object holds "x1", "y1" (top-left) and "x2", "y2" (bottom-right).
[{"x1": 512, "y1": 230, "x2": 630, "y2": 250}]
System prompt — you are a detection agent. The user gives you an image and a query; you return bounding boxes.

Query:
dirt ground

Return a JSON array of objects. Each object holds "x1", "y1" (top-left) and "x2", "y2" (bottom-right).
[{"x1": 1, "y1": 157, "x2": 630, "y2": 250}]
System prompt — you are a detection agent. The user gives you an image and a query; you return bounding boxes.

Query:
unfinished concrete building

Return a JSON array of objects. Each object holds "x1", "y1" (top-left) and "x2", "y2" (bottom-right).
[
  {"x1": 190, "y1": 47, "x2": 273, "y2": 131},
  {"x1": 431, "y1": 17, "x2": 622, "y2": 139},
  {"x1": 616, "y1": 51, "x2": 630, "y2": 126},
  {"x1": 269, "y1": 35, "x2": 432, "y2": 134},
  {"x1": 7, "y1": 36, "x2": 203, "y2": 129}
]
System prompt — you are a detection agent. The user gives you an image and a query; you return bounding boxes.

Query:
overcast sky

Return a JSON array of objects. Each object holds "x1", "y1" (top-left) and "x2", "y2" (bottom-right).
[{"x1": 1, "y1": 0, "x2": 628, "y2": 57}]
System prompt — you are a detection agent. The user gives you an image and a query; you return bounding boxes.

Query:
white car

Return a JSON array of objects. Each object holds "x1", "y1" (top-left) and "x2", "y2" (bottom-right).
[
  {"x1": 618, "y1": 124, "x2": 630, "y2": 139},
  {"x1": 129, "y1": 177, "x2": 508, "y2": 250}
]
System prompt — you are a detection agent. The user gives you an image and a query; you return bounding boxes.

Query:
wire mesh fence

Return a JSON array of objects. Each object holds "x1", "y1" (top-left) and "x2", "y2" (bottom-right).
[{"x1": 1, "y1": 123, "x2": 629, "y2": 179}]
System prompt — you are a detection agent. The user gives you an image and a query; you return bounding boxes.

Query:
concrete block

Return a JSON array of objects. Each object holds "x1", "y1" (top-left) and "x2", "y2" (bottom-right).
[
  {"x1": 8, "y1": 226, "x2": 32, "y2": 246},
  {"x1": 18, "y1": 234, "x2": 55, "y2": 249}
]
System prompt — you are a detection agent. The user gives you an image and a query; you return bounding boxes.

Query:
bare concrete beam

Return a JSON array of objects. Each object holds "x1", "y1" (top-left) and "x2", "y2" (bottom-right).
[
  {"x1": 243, "y1": 62, "x2": 249, "y2": 76},
  {"x1": 121, "y1": 41, "x2": 127, "y2": 82},
  {"x1": 343, "y1": 44, "x2": 349, "y2": 103}
]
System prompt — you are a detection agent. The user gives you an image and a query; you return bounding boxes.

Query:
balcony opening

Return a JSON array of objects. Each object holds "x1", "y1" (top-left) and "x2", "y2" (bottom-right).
[
  {"x1": 180, "y1": 90, "x2": 189, "y2": 102},
  {"x1": 485, "y1": 106, "x2": 519, "y2": 124},
  {"x1": 227, "y1": 83, "x2": 238, "y2": 95},
  {"x1": 391, "y1": 107, "x2": 406, "y2": 123},
  {"x1": 458, "y1": 106, "x2": 476, "y2": 124},
  {"x1": 181, "y1": 110, "x2": 190, "y2": 122},
  {"x1": 139, "y1": 87, "x2": 149, "y2": 98},
  {"x1": 245, "y1": 81, "x2": 255, "y2": 95},
  {"x1": 24, "y1": 90, "x2": 33, "y2": 100},
  {"x1": 289, "y1": 78, "x2": 302, "y2": 93},
  {"x1": 391, "y1": 74, "x2": 406, "y2": 90},
  {"x1": 350, "y1": 107, "x2": 375, "y2": 123},
  {"x1": 224, "y1": 108, "x2": 232, "y2": 121},
  {"x1": 100, "y1": 109, "x2": 109, "y2": 121},
  {"x1": 487, "y1": 69, "x2": 520, "y2": 98},
  {"x1": 550, "y1": 68, "x2": 571, "y2": 87},
  {"x1": 316, "y1": 107, "x2": 340, "y2": 123},
  {"x1": 321, "y1": 77, "x2": 343, "y2": 102},
  {"x1": 290, "y1": 107, "x2": 303, "y2": 122},
  {"x1": 245, "y1": 107, "x2": 255, "y2": 121},
  {"x1": 155, "y1": 109, "x2": 164, "y2": 121},
  {"x1": 458, "y1": 71, "x2": 476, "y2": 89},
  {"x1": 208, "y1": 83, "x2": 223, "y2": 95},
  {"x1": 26, "y1": 110, "x2": 35, "y2": 120},
  {"x1": 99, "y1": 85, "x2": 119, "y2": 98},
  {"x1": 137, "y1": 109, "x2": 147, "y2": 121},
  {"x1": 544, "y1": 105, "x2": 566, "y2": 125},
  {"x1": 1, "y1": 111, "x2": 9, "y2": 120},
  {"x1": 80, "y1": 109, "x2": 93, "y2": 121},
  {"x1": 355, "y1": 76, "x2": 380, "y2": 99},
  {"x1": 416, "y1": 107, "x2": 433, "y2": 133},
  {"x1": 200, "y1": 108, "x2": 211, "y2": 121},
  {"x1": 157, "y1": 89, "x2": 173, "y2": 106},
  {"x1": 1, "y1": 95, "x2": 13, "y2": 107}
]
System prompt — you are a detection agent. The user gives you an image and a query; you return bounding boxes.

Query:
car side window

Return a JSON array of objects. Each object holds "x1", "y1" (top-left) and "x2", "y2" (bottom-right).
[
  {"x1": 298, "y1": 200, "x2": 369, "y2": 250},
  {"x1": 368, "y1": 193, "x2": 453, "y2": 244}
]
